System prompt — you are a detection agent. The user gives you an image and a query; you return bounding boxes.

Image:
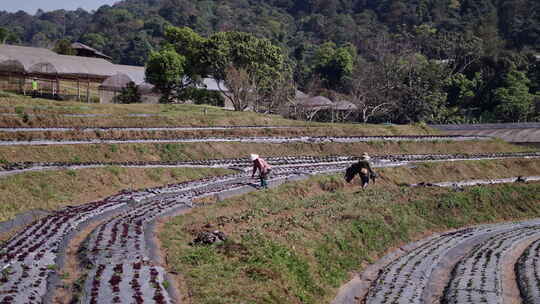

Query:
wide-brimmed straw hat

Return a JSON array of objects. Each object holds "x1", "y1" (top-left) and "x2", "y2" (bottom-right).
[
  {"x1": 250, "y1": 154, "x2": 259, "y2": 161},
  {"x1": 361, "y1": 152, "x2": 370, "y2": 160}
]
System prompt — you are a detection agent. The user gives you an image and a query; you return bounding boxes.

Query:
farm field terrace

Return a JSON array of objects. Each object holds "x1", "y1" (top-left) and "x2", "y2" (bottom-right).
[
  {"x1": 159, "y1": 159, "x2": 540, "y2": 303},
  {"x1": 0, "y1": 94, "x2": 429, "y2": 130},
  {"x1": 0, "y1": 139, "x2": 529, "y2": 164},
  {"x1": 0, "y1": 167, "x2": 232, "y2": 223}
]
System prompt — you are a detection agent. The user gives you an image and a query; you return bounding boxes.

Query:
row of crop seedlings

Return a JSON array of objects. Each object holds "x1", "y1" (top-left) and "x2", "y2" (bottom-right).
[
  {"x1": 365, "y1": 221, "x2": 540, "y2": 304},
  {"x1": 443, "y1": 225, "x2": 540, "y2": 304},
  {"x1": 516, "y1": 239, "x2": 540, "y2": 304},
  {"x1": 81, "y1": 198, "x2": 182, "y2": 304},
  {"x1": 0, "y1": 156, "x2": 359, "y2": 172},
  {"x1": 80, "y1": 167, "x2": 337, "y2": 304},
  {"x1": 79, "y1": 173, "x2": 273, "y2": 304},
  {"x1": 0, "y1": 162, "x2": 334, "y2": 303},
  {"x1": 4, "y1": 151, "x2": 540, "y2": 173},
  {"x1": 366, "y1": 228, "x2": 486, "y2": 304},
  {"x1": 0, "y1": 191, "x2": 140, "y2": 303},
  {"x1": 0, "y1": 173, "x2": 248, "y2": 304}
]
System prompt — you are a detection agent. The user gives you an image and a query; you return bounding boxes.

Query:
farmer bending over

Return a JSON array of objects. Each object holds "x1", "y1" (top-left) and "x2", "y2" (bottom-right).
[
  {"x1": 345, "y1": 152, "x2": 377, "y2": 189},
  {"x1": 251, "y1": 154, "x2": 272, "y2": 189}
]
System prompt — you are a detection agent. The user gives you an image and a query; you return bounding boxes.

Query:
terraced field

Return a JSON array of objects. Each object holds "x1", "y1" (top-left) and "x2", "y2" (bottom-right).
[
  {"x1": 2, "y1": 151, "x2": 540, "y2": 178},
  {"x1": 0, "y1": 134, "x2": 490, "y2": 146},
  {"x1": 1, "y1": 154, "x2": 539, "y2": 303},
  {"x1": 334, "y1": 214, "x2": 540, "y2": 304},
  {"x1": 0, "y1": 159, "x2": 375, "y2": 303},
  {"x1": 1, "y1": 97, "x2": 540, "y2": 303}
]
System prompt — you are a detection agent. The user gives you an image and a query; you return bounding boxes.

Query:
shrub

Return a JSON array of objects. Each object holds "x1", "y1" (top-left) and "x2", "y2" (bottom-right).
[{"x1": 114, "y1": 82, "x2": 141, "y2": 104}]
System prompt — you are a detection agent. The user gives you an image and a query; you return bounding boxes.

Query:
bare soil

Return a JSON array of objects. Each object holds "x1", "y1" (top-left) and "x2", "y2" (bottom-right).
[
  {"x1": 53, "y1": 219, "x2": 107, "y2": 304},
  {"x1": 500, "y1": 238, "x2": 536, "y2": 304}
]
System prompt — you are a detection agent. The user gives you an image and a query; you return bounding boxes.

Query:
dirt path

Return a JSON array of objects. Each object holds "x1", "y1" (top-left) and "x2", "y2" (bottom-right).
[{"x1": 53, "y1": 219, "x2": 107, "y2": 304}]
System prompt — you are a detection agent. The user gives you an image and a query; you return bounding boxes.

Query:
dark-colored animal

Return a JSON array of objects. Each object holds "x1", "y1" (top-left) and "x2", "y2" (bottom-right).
[
  {"x1": 345, "y1": 163, "x2": 359, "y2": 183},
  {"x1": 344, "y1": 162, "x2": 378, "y2": 183}
]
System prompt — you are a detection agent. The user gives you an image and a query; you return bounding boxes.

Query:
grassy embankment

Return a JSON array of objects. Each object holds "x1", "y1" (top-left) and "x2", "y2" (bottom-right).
[
  {"x1": 0, "y1": 126, "x2": 434, "y2": 141},
  {"x1": 160, "y1": 158, "x2": 540, "y2": 304},
  {"x1": 0, "y1": 95, "x2": 311, "y2": 128},
  {"x1": 0, "y1": 138, "x2": 529, "y2": 164},
  {"x1": 0, "y1": 167, "x2": 232, "y2": 223},
  {"x1": 0, "y1": 95, "x2": 527, "y2": 163},
  {"x1": 0, "y1": 95, "x2": 437, "y2": 135},
  {"x1": 0, "y1": 94, "x2": 531, "y2": 164}
]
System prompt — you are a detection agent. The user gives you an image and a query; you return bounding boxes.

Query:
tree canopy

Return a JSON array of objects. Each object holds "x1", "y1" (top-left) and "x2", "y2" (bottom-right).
[
  {"x1": 0, "y1": 0, "x2": 538, "y2": 121},
  {"x1": 145, "y1": 26, "x2": 290, "y2": 110}
]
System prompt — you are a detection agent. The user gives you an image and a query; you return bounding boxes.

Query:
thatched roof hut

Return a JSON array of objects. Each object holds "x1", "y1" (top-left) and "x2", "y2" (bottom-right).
[
  {"x1": 295, "y1": 89, "x2": 308, "y2": 100},
  {"x1": 331, "y1": 100, "x2": 358, "y2": 111},
  {"x1": 298, "y1": 95, "x2": 332, "y2": 108}
]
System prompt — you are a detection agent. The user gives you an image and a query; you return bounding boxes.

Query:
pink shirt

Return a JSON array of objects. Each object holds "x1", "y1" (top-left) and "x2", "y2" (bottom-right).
[{"x1": 252, "y1": 158, "x2": 271, "y2": 176}]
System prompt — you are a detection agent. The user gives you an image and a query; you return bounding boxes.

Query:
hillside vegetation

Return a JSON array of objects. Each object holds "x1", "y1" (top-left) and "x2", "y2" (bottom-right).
[
  {"x1": 1, "y1": 0, "x2": 539, "y2": 124},
  {"x1": 1, "y1": 0, "x2": 538, "y2": 64}
]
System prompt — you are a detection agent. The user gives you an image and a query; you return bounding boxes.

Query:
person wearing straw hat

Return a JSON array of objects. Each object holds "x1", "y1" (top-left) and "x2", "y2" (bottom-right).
[
  {"x1": 250, "y1": 154, "x2": 272, "y2": 189},
  {"x1": 344, "y1": 152, "x2": 376, "y2": 189}
]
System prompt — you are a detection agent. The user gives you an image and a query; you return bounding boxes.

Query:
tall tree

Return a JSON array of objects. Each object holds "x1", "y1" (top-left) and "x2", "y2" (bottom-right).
[
  {"x1": 222, "y1": 65, "x2": 259, "y2": 111},
  {"x1": 493, "y1": 68, "x2": 534, "y2": 122},
  {"x1": 202, "y1": 31, "x2": 290, "y2": 110},
  {"x1": 164, "y1": 26, "x2": 207, "y2": 79},
  {"x1": 145, "y1": 48, "x2": 186, "y2": 103},
  {"x1": 349, "y1": 61, "x2": 395, "y2": 123},
  {"x1": 312, "y1": 42, "x2": 356, "y2": 91},
  {"x1": 53, "y1": 39, "x2": 76, "y2": 55}
]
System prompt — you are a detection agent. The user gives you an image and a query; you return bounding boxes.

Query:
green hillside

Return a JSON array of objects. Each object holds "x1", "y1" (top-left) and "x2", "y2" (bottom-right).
[{"x1": 1, "y1": 0, "x2": 539, "y2": 123}]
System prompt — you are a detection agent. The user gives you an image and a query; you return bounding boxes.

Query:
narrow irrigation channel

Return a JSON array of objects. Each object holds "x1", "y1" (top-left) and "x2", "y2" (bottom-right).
[{"x1": 0, "y1": 135, "x2": 489, "y2": 146}]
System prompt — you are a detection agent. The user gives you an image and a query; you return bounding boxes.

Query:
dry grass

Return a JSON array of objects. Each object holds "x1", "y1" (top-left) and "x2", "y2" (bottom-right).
[
  {"x1": 159, "y1": 158, "x2": 540, "y2": 303},
  {"x1": 0, "y1": 95, "x2": 303, "y2": 127},
  {"x1": 0, "y1": 95, "x2": 435, "y2": 134},
  {"x1": 0, "y1": 125, "x2": 434, "y2": 142},
  {"x1": 379, "y1": 158, "x2": 540, "y2": 185},
  {"x1": 0, "y1": 140, "x2": 527, "y2": 163},
  {"x1": 0, "y1": 167, "x2": 232, "y2": 222}
]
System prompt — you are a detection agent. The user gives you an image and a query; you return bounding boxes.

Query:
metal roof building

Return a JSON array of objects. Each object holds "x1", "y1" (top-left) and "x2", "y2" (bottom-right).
[
  {"x1": 0, "y1": 44, "x2": 144, "y2": 80},
  {"x1": 0, "y1": 44, "x2": 152, "y2": 103},
  {"x1": 71, "y1": 42, "x2": 113, "y2": 61},
  {"x1": 0, "y1": 44, "x2": 230, "y2": 104}
]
